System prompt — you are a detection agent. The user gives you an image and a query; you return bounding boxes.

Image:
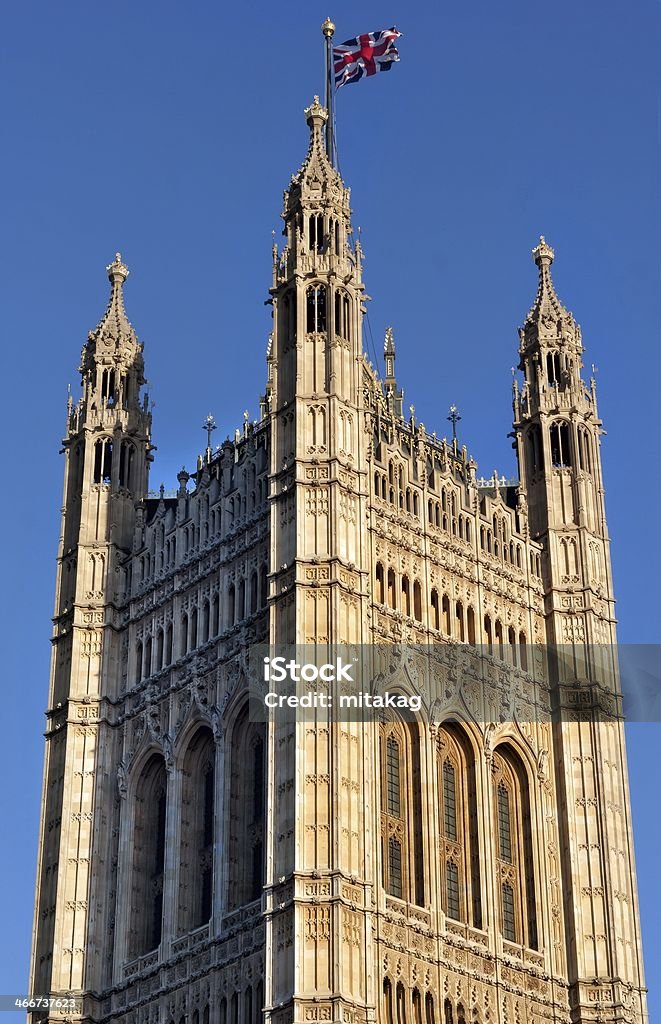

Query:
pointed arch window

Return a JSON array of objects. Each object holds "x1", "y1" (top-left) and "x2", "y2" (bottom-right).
[
  {"x1": 412, "y1": 989, "x2": 423, "y2": 1024},
  {"x1": 380, "y1": 722, "x2": 424, "y2": 905},
  {"x1": 578, "y1": 427, "x2": 592, "y2": 473},
  {"x1": 546, "y1": 351, "x2": 560, "y2": 385},
  {"x1": 228, "y1": 708, "x2": 266, "y2": 909},
  {"x1": 308, "y1": 213, "x2": 324, "y2": 253},
  {"x1": 93, "y1": 438, "x2": 113, "y2": 485},
  {"x1": 527, "y1": 424, "x2": 544, "y2": 475},
  {"x1": 178, "y1": 728, "x2": 215, "y2": 933},
  {"x1": 484, "y1": 615, "x2": 493, "y2": 654},
  {"x1": 467, "y1": 606, "x2": 476, "y2": 646},
  {"x1": 519, "y1": 633, "x2": 528, "y2": 672},
  {"x1": 376, "y1": 563, "x2": 385, "y2": 604},
  {"x1": 431, "y1": 589, "x2": 440, "y2": 631},
  {"x1": 129, "y1": 754, "x2": 167, "y2": 957},
  {"x1": 401, "y1": 576, "x2": 411, "y2": 617},
  {"x1": 396, "y1": 983, "x2": 407, "y2": 1024},
  {"x1": 384, "y1": 980, "x2": 394, "y2": 1024},
  {"x1": 118, "y1": 441, "x2": 134, "y2": 490},
  {"x1": 334, "y1": 290, "x2": 351, "y2": 340},
  {"x1": 306, "y1": 284, "x2": 327, "y2": 332},
  {"x1": 413, "y1": 580, "x2": 422, "y2": 622},
  {"x1": 492, "y1": 747, "x2": 537, "y2": 948},
  {"x1": 437, "y1": 725, "x2": 481, "y2": 926},
  {"x1": 101, "y1": 368, "x2": 116, "y2": 403},
  {"x1": 181, "y1": 612, "x2": 189, "y2": 656},
  {"x1": 550, "y1": 421, "x2": 571, "y2": 469},
  {"x1": 442, "y1": 595, "x2": 451, "y2": 635},
  {"x1": 387, "y1": 568, "x2": 396, "y2": 610},
  {"x1": 455, "y1": 601, "x2": 465, "y2": 642}
]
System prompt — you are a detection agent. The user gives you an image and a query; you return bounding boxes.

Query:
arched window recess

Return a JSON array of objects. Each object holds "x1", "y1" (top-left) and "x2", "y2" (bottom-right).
[
  {"x1": 306, "y1": 284, "x2": 327, "y2": 333},
  {"x1": 492, "y1": 746, "x2": 538, "y2": 949}
]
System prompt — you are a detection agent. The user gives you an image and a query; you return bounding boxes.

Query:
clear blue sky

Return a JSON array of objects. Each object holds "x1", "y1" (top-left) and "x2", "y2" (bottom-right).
[{"x1": 1, "y1": 0, "x2": 659, "y2": 1016}]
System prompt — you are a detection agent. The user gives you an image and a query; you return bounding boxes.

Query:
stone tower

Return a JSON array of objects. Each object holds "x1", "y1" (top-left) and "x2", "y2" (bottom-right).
[
  {"x1": 31, "y1": 254, "x2": 152, "y2": 996},
  {"x1": 30, "y1": 102, "x2": 648, "y2": 1024},
  {"x1": 513, "y1": 239, "x2": 647, "y2": 1020}
]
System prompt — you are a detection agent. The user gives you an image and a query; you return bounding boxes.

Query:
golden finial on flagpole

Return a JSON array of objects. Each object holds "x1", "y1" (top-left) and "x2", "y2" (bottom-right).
[{"x1": 321, "y1": 16, "x2": 335, "y2": 37}]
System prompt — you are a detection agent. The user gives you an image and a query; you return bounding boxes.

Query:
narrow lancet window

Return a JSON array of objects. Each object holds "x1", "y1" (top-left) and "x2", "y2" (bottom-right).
[{"x1": 306, "y1": 284, "x2": 327, "y2": 332}]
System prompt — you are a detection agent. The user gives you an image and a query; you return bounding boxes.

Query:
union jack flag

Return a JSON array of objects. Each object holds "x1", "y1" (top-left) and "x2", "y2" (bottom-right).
[{"x1": 333, "y1": 27, "x2": 402, "y2": 90}]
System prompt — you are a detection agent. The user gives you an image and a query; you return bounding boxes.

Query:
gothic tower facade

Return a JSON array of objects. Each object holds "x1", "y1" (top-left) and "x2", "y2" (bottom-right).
[{"x1": 30, "y1": 101, "x2": 647, "y2": 1024}]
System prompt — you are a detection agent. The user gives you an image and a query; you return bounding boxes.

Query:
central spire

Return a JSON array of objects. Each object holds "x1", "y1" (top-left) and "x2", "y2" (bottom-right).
[
  {"x1": 520, "y1": 236, "x2": 583, "y2": 363},
  {"x1": 288, "y1": 96, "x2": 342, "y2": 197}
]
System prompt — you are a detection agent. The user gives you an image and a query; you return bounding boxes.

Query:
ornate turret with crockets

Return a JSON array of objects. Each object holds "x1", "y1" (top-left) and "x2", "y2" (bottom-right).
[{"x1": 30, "y1": 256, "x2": 152, "y2": 998}]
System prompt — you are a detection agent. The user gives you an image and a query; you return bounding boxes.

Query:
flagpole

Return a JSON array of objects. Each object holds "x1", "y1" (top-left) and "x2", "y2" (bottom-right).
[{"x1": 322, "y1": 17, "x2": 335, "y2": 166}]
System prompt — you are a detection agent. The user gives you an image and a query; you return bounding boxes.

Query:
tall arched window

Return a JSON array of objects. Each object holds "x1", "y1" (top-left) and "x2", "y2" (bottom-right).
[
  {"x1": 376, "y1": 563, "x2": 385, "y2": 604},
  {"x1": 306, "y1": 284, "x2": 327, "y2": 332},
  {"x1": 442, "y1": 595, "x2": 451, "y2": 636},
  {"x1": 492, "y1": 746, "x2": 537, "y2": 948},
  {"x1": 384, "y1": 980, "x2": 394, "y2": 1024},
  {"x1": 549, "y1": 421, "x2": 571, "y2": 468},
  {"x1": 129, "y1": 754, "x2": 167, "y2": 957},
  {"x1": 578, "y1": 427, "x2": 592, "y2": 473},
  {"x1": 518, "y1": 632, "x2": 528, "y2": 672},
  {"x1": 412, "y1": 990, "x2": 422, "y2": 1024},
  {"x1": 413, "y1": 580, "x2": 422, "y2": 621},
  {"x1": 527, "y1": 424, "x2": 544, "y2": 475},
  {"x1": 228, "y1": 707, "x2": 266, "y2": 909},
  {"x1": 484, "y1": 615, "x2": 493, "y2": 654},
  {"x1": 380, "y1": 721, "x2": 424, "y2": 905},
  {"x1": 165, "y1": 623, "x2": 173, "y2": 666},
  {"x1": 455, "y1": 601, "x2": 465, "y2": 642},
  {"x1": 466, "y1": 606, "x2": 476, "y2": 645},
  {"x1": 93, "y1": 438, "x2": 113, "y2": 485},
  {"x1": 546, "y1": 351, "x2": 560, "y2": 384},
  {"x1": 387, "y1": 568, "x2": 396, "y2": 610},
  {"x1": 178, "y1": 728, "x2": 215, "y2": 933},
  {"x1": 308, "y1": 213, "x2": 324, "y2": 253},
  {"x1": 437, "y1": 725, "x2": 481, "y2": 927},
  {"x1": 431, "y1": 590, "x2": 440, "y2": 631},
  {"x1": 401, "y1": 576, "x2": 411, "y2": 617},
  {"x1": 118, "y1": 440, "x2": 134, "y2": 489},
  {"x1": 181, "y1": 612, "x2": 189, "y2": 656},
  {"x1": 135, "y1": 640, "x2": 143, "y2": 684},
  {"x1": 396, "y1": 984, "x2": 407, "y2": 1024}
]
